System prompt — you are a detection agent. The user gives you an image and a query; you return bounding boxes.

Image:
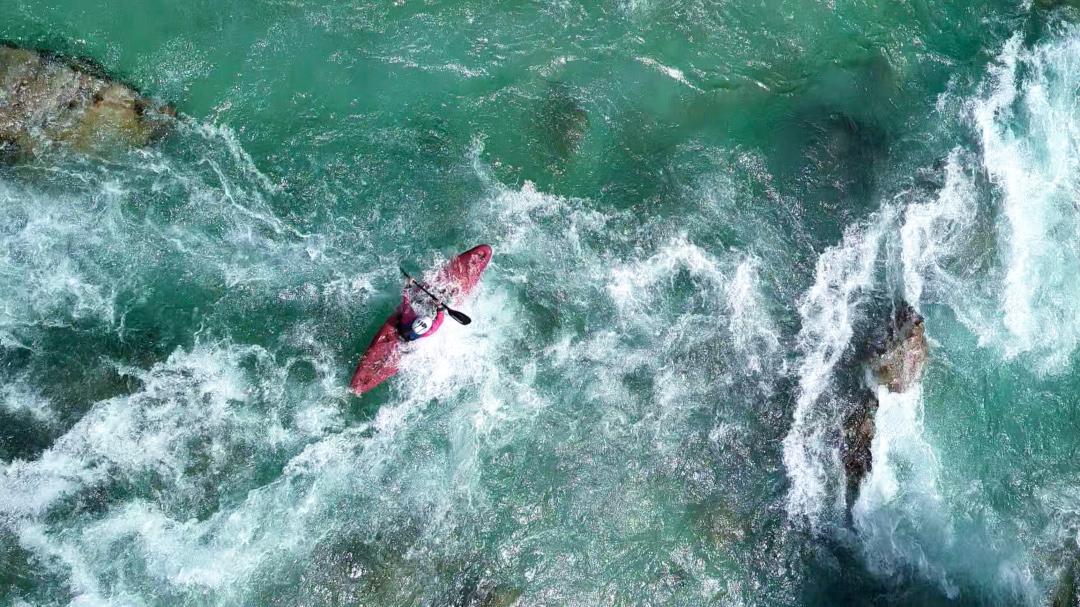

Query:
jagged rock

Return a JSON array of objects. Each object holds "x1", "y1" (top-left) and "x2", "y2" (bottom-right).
[
  {"x1": 840, "y1": 302, "x2": 928, "y2": 497},
  {"x1": 0, "y1": 44, "x2": 174, "y2": 160},
  {"x1": 867, "y1": 301, "x2": 928, "y2": 393},
  {"x1": 841, "y1": 388, "x2": 877, "y2": 497}
]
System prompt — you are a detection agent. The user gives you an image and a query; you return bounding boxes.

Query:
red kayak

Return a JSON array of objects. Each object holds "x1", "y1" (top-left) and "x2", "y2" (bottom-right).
[{"x1": 350, "y1": 245, "x2": 493, "y2": 395}]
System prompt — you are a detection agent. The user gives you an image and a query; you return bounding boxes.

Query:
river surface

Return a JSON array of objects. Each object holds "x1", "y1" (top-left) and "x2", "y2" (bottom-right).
[{"x1": 3, "y1": 0, "x2": 1080, "y2": 605}]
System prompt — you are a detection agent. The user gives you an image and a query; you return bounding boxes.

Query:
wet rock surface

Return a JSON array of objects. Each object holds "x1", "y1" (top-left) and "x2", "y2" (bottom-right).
[
  {"x1": 841, "y1": 388, "x2": 878, "y2": 499},
  {"x1": 840, "y1": 301, "x2": 929, "y2": 499},
  {"x1": 1051, "y1": 546, "x2": 1080, "y2": 607},
  {"x1": 460, "y1": 584, "x2": 522, "y2": 607},
  {"x1": 0, "y1": 44, "x2": 174, "y2": 160},
  {"x1": 867, "y1": 301, "x2": 929, "y2": 394}
]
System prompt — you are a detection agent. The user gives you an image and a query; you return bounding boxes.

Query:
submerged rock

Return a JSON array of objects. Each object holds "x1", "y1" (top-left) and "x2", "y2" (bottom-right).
[
  {"x1": 867, "y1": 301, "x2": 929, "y2": 393},
  {"x1": 0, "y1": 44, "x2": 174, "y2": 160},
  {"x1": 806, "y1": 111, "x2": 889, "y2": 207},
  {"x1": 452, "y1": 563, "x2": 522, "y2": 607},
  {"x1": 464, "y1": 585, "x2": 522, "y2": 607},
  {"x1": 532, "y1": 83, "x2": 589, "y2": 171}
]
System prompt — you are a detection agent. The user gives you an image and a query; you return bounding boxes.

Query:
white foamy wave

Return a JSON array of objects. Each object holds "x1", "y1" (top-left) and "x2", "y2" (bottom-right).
[
  {"x1": 484, "y1": 179, "x2": 611, "y2": 263},
  {"x1": 0, "y1": 182, "x2": 128, "y2": 330},
  {"x1": 0, "y1": 337, "x2": 355, "y2": 603},
  {"x1": 783, "y1": 211, "x2": 892, "y2": 526},
  {"x1": 900, "y1": 151, "x2": 980, "y2": 306},
  {"x1": 851, "y1": 386, "x2": 955, "y2": 595},
  {"x1": 897, "y1": 149, "x2": 1012, "y2": 349},
  {"x1": 727, "y1": 258, "x2": 783, "y2": 374},
  {"x1": 0, "y1": 120, "x2": 374, "y2": 355},
  {"x1": 607, "y1": 235, "x2": 727, "y2": 316},
  {"x1": 0, "y1": 380, "x2": 53, "y2": 422},
  {"x1": 471, "y1": 158, "x2": 786, "y2": 410},
  {"x1": 608, "y1": 235, "x2": 782, "y2": 373},
  {"x1": 0, "y1": 341, "x2": 344, "y2": 520},
  {"x1": 970, "y1": 32, "x2": 1080, "y2": 372}
]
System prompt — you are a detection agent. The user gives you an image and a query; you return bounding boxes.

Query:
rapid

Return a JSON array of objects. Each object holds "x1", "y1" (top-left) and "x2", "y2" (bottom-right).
[{"x1": 3, "y1": 0, "x2": 1080, "y2": 605}]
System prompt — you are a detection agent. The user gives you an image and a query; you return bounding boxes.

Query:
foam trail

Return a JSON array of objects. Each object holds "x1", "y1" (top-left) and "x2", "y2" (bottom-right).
[
  {"x1": 971, "y1": 32, "x2": 1080, "y2": 371},
  {"x1": 851, "y1": 386, "x2": 956, "y2": 595},
  {"x1": 783, "y1": 212, "x2": 891, "y2": 526}
]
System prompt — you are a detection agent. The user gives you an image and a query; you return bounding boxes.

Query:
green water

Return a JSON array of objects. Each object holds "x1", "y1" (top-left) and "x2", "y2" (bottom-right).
[{"x1": 4, "y1": 0, "x2": 1080, "y2": 604}]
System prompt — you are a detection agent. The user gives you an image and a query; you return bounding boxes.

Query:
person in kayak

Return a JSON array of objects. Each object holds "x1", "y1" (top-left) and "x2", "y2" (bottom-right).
[{"x1": 398, "y1": 278, "x2": 446, "y2": 341}]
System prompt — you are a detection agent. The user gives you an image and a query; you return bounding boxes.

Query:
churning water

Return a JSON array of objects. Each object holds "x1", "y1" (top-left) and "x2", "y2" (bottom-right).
[{"x1": 4, "y1": 0, "x2": 1080, "y2": 604}]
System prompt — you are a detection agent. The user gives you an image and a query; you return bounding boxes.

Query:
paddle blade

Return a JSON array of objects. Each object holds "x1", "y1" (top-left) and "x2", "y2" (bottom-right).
[{"x1": 445, "y1": 307, "x2": 472, "y2": 325}]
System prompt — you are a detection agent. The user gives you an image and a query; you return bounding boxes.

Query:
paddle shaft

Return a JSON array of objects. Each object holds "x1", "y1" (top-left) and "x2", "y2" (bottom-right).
[{"x1": 400, "y1": 269, "x2": 472, "y2": 325}]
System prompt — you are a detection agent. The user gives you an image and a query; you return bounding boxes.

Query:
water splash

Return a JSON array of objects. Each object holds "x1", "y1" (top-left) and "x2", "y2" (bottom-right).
[
  {"x1": 783, "y1": 211, "x2": 891, "y2": 527},
  {"x1": 972, "y1": 32, "x2": 1080, "y2": 372}
]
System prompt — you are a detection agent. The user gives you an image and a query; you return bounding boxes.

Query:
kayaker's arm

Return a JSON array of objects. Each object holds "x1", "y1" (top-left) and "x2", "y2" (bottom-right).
[{"x1": 400, "y1": 268, "x2": 472, "y2": 325}]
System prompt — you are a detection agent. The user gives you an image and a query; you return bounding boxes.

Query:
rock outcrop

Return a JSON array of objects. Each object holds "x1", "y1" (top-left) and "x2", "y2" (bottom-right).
[
  {"x1": 867, "y1": 301, "x2": 929, "y2": 394},
  {"x1": 841, "y1": 301, "x2": 929, "y2": 499},
  {"x1": 0, "y1": 44, "x2": 174, "y2": 160},
  {"x1": 841, "y1": 388, "x2": 877, "y2": 496}
]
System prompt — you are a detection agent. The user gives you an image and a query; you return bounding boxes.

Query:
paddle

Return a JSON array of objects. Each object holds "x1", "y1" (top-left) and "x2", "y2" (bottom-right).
[{"x1": 400, "y1": 268, "x2": 472, "y2": 325}]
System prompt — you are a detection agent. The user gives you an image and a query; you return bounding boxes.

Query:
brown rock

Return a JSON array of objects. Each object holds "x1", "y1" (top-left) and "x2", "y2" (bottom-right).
[
  {"x1": 0, "y1": 45, "x2": 174, "y2": 160},
  {"x1": 868, "y1": 301, "x2": 929, "y2": 393},
  {"x1": 841, "y1": 389, "x2": 877, "y2": 492},
  {"x1": 841, "y1": 301, "x2": 928, "y2": 501},
  {"x1": 474, "y1": 586, "x2": 522, "y2": 607}
]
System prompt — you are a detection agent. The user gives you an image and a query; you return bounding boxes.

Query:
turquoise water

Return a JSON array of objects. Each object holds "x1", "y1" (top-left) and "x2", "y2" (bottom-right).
[{"x1": 4, "y1": 0, "x2": 1080, "y2": 604}]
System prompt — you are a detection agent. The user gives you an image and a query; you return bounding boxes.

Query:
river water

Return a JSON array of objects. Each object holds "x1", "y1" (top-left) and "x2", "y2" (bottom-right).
[{"x1": 3, "y1": 0, "x2": 1080, "y2": 604}]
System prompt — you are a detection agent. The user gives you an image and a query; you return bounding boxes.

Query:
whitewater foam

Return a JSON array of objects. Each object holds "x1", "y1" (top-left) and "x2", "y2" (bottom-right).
[
  {"x1": 970, "y1": 32, "x2": 1080, "y2": 372},
  {"x1": 0, "y1": 337, "x2": 357, "y2": 603},
  {"x1": 851, "y1": 386, "x2": 954, "y2": 593},
  {"x1": 783, "y1": 211, "x2": 892, "y2": 526}
]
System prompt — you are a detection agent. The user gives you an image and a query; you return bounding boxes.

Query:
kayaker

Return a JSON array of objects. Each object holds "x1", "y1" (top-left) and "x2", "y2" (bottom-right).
[
  {"x1": 398, "y1": 279, "x2": 446, "y2": 341},
  {"x1": 350, "y1": 247, "x2": 488, "y2": 395}
]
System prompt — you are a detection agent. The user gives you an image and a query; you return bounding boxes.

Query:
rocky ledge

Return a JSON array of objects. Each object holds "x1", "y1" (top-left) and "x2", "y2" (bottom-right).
[
  {"x1": 867, "y1": 301, "x2": 929, "y2": 394},
  {"x1": 0, "y1": 44, "x2": 175, "y2": 161}
]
